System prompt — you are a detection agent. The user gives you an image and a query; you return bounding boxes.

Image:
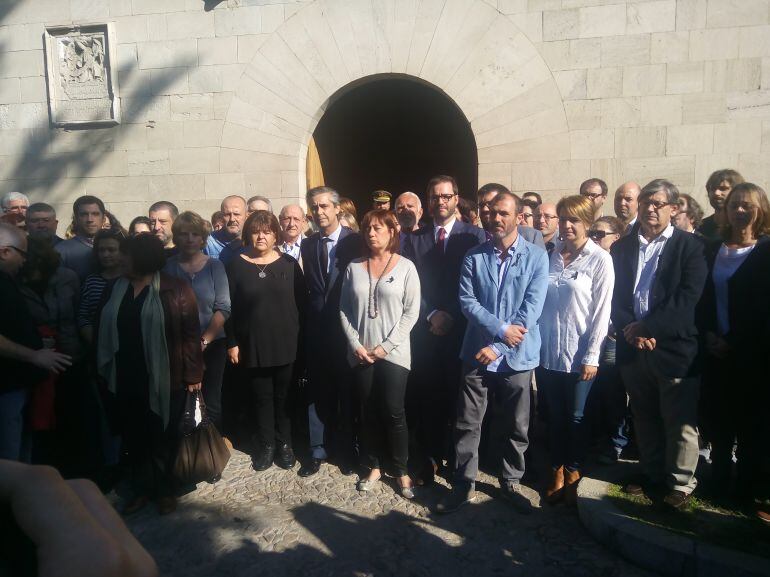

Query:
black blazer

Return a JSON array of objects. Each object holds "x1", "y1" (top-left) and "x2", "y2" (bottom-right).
[
  {"x1": 300, "y1": 226, "x2": 364, "y2": 351},
  {"x1": 403, "y1": 220, "x2": 487, "y2": 324},
  {"x1": 610, "y1": 228, "x2": 708, "y2": 378},
  {"x1": 696, "y1": 236, "x2": 770, "y2": 363}
]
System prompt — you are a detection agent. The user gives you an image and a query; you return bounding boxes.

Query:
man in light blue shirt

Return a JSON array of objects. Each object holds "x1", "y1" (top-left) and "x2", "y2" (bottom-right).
[
  {"x1": 278, "y1": 204, "x2": 306, "y2": 265},
  {"x1": 437, "y1": 191, "x2": 548, "y2": 514}
]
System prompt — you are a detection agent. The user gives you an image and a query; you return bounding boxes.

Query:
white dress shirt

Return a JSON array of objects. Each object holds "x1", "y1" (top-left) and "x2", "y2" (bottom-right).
[
  {"x1": 281, "y1": 234, "x2": 304, "y2": 261},
  {"x1": 633, "y1": 224, "x2": 674, "y2": 320},
  {"x1": 487, "y1": 235, "x2": 521, "y2": 372},
  {"x1": 433, "y1": 217, "x2": 457, "y2": 251},
  {"x1": 321, "y1": 224, "x2": 342, "y2": 274},
  {"x1": 540, "y1": 238, "x2": 614, "y2": 373}
]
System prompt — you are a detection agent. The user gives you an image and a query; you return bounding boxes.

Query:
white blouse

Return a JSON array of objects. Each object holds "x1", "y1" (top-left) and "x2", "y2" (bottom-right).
[{"x1": 540, "y1": 238, "x2": 614, "y2": 374}]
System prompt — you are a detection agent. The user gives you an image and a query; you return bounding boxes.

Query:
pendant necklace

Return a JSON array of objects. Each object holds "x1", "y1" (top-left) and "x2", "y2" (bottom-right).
[
  {"x1": 367, "y1": 252, "x2": 394, "y2": 319},
  {"x1": 255, "y1": 263, "x2": 269, "y2": 279}
]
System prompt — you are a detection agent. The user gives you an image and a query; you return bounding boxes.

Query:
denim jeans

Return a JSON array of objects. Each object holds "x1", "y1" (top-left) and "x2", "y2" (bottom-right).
[
  {"x1": 539, "y1": 369, "x2": 595, "y2": 472},
  {"x1": 0, "y1": 387, "x2": 29, "y2": 461},
  {"x1": 595, "y1": 339, "x2": 629, "y2": 456}
]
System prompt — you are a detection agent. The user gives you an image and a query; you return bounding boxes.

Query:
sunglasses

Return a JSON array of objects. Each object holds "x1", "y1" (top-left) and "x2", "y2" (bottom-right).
[{"x1": 588, "y1": 230, "x2": 617, "y2": 240}]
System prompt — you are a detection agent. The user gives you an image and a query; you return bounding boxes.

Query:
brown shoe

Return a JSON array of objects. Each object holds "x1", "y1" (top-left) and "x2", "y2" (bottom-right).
[
  {"x1": 623, "y1": 483, "x2": 645, "y2": 496},
  {"x1": 662, "y1": 490, "x2": 690, "y2": 511},
  {"x1": 564, "y1": 469, "x2": 581, "y2": 506},
  {"x1": 545, "y1": 466, "x2": 565, "y2": 504},
  {"x1": 156, "y1": 496, "x2": 178, "y2": 515}
]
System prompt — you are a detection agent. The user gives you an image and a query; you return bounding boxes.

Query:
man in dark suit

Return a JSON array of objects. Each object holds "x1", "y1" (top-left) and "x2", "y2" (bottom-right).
[
  {"x1": 403, "y1": 175, "x2": 487, "y2": 483},
  {"x1": 298, "y1": 186, "x2": 364, "y2": 477},
  {"x1": 610, "y1": 179, "x2": 708, "y2": 510}
]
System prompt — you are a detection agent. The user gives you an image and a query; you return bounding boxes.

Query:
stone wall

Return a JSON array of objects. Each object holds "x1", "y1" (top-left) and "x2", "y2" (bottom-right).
[{"x1": 0, "y1": 0, "x2": 768, "y2": 230}]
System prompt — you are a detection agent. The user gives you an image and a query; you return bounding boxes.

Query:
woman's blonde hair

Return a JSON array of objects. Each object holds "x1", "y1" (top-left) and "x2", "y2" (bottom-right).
[{"x1": 555, "y1": 195, "x2": 596, "y2": 229}]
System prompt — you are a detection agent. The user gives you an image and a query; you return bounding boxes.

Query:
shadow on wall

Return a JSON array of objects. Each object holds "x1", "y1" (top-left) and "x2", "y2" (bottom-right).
[{"x1": 0, "y1": 4, "x2": 193, "y2": 207}]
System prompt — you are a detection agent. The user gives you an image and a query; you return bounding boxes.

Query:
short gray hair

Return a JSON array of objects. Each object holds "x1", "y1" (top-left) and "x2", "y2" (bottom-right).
[
  {"x1": 247, "y1": 195, "x2": 273, "y2": 213},
  {"x1": 395, "y1": 191, "x2": 422, "y2": 209},
  {"x1": 639, "y1": 179, "x2": 679, "y2": 205},
  {"x1": 306, "y1": 186, "x2": 340, "y2": 207},
  {"x1": 1, "y1": 191, "x2": 29, "y2": 210}
]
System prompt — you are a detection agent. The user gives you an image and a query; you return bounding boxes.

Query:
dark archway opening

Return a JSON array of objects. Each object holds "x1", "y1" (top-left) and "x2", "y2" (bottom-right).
[{"x1": 311, "y1": 76, "x2": 478, "y2": 214}]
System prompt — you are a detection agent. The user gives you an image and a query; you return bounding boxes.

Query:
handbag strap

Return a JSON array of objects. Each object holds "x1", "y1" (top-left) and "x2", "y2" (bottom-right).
[{"x1": 195, "y1": 390, "x2": 211, "y2": 425}]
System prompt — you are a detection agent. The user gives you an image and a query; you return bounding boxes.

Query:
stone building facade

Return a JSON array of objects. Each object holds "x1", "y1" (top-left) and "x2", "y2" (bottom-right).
[{"x1": 0, "y1": 0, "x2": 768, "y2": 226}]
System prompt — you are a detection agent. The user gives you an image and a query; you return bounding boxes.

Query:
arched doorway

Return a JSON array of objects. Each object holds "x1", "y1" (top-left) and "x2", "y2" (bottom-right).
[{"x1": 309, "y1": 76, "x2": 478, "y2": 212}]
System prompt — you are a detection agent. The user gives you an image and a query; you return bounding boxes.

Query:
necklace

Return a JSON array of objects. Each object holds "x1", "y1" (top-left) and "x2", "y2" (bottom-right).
[
  {"x1": 255, "y1": 263, "x2": 269, "y2": 279},
  {"x1": 367, "y1": 253, "x2": 394, "y2": 319}
]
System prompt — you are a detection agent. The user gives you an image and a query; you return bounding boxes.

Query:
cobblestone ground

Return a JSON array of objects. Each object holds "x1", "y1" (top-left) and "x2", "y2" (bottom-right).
[{"x1": 122, "y1": 449, "x2": 653, "y2": 577}]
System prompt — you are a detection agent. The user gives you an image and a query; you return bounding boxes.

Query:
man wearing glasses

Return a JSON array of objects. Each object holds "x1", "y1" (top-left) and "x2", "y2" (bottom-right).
[
  {"x1": 610, "y1": 179, "x2": 707, "y2": 511},
  {"x1": 534, "y1": 202, "x2": 558, "y2": 255},
  {"x1": 579, "y1": 178, "x2": 609, "y2": 215},
  {"x1": 0, "y1": 223, "x2": 72, "y2": 460},
  {"x1": 403, "y1": 175, "x2": 486, "y2": 485}
]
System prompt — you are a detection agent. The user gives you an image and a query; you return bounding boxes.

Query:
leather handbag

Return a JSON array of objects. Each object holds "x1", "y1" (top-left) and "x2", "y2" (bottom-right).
[{"x1": 172, "y1": 390, "x2": 230, "y2": 485}]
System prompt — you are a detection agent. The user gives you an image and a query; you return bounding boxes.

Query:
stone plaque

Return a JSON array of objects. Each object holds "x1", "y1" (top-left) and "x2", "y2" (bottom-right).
[{"x1": 44, "y1": 23, "x2": 120, "y2": 127}]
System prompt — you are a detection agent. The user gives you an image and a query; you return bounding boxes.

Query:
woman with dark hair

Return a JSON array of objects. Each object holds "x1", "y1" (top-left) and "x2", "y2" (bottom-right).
[
  {"x1": 339, "y1": 209, "x2": 421, "y2": 499},
  {"x1": 225, "y1": 210, "x2": 306, "y2": 472},
  {"x1": 674, "y1": 194, "x2": 705, "y2": 233},
  {"x1": 697, "y1": 182, "x2": 770, "y2": 521},
  {"x1": 164, "y1": 211, "x2": 231, "y2": 432},
  {"x1": 102, "y1": 211, "x2": 127, "y2": 236},
  {"x1": 78, "y1": 229, "x2": 125, "y2": 344},
  {"x1": 128, "y1": 216, "x2": 152, "y2": 236},
  {"x1": 96, "y1": 233, "x2": 203, "y2": 515}
]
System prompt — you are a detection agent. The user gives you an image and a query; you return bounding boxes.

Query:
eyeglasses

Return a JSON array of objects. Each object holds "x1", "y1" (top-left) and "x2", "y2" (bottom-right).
[
  {"x1": 640, "y1": 200, "x2": 675, "y2": 211},
  {"x1": 589, "y1": 230, "x2": 618, "y2": 240},
  {"x1": 430, "y1": 194, "x2": 456, "y2": 203},
  {"x1": 520, "y1": 212, "x2": 534, "y2": 219},
  {"x1": 537, "y1": 214, "x2": 558, "y2": 221},
  {"x1": 580, "y1": 191, "x2": 606, "y2": 200}
]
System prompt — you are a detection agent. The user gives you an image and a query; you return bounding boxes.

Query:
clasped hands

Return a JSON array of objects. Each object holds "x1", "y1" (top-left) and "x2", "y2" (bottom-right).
[
  {"x1": 475, "y1": 324, "x2": 528, "y2": 366},
  {"x1": 623, "y1": 321, "x2": 656, "y2": 351},
  {"x1": 355, "y1": 345, "x2": 387, "y2": 365}
]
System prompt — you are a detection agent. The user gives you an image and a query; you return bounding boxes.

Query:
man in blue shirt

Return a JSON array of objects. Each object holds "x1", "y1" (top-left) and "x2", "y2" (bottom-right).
[{"x1": 206, "y1": 195, "x2": 247, "y2": 264}]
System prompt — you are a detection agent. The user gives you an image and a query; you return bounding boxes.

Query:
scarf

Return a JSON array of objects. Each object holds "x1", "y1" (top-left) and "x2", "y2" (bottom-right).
[{"x1": 97, "y1": 273, "x2": 171, "y2": 428}]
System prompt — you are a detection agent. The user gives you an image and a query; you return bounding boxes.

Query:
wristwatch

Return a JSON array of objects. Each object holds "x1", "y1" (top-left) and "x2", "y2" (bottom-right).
[{"x1": 201, "y1": 337, "x2": 209, "y2": 346}]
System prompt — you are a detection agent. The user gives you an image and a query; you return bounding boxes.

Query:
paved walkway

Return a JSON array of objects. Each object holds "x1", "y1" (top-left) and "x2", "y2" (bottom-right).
[{"x1": 123, "y1": 450, "x2": 653, "y2": 577}]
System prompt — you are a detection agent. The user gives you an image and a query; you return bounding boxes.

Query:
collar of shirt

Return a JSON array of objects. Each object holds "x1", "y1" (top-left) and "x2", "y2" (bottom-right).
[
  {"x1": 283, "y1": 234, "x2": 304, "y2": 248},
  {"x1": 322, "y1": 224, "x2": 342, "y2": 244},
  {"x1": 638, "y1": 223, "x2": 674, "y2": 248},
  {"x1": 493, "y1": 233, "x2": 521, "y2": 261},
  {"x1": 433, "y1": 217, "x2": 457, "y2": 242}
]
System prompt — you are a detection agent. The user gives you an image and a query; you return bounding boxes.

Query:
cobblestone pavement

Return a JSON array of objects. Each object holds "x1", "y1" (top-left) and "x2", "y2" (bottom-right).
[{"x1": 122, "y1": 450, "x2": 653, "y2": 577}]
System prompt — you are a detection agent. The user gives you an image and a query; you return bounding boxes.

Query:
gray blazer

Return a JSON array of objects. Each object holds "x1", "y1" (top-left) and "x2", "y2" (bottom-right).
[{"x1": 518, "y1": 225, "x2": 545, "y2": 248}]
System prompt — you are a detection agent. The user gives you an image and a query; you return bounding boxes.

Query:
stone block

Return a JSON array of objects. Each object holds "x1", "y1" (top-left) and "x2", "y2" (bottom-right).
[
  {"x1": 146, "y1": 121, "x2": 185, "y2": 150},
  {"x1": 0, "y1": 79, "x2": 20, "y2": 105},
  {"x1": 170, "y1": 94, "x2": 213, "y2": 121},
  {"x1": 70, "y1": 0, "x2": 110, "y2": 21},
  {"x1": 478, "y1": 132, "x2": 571, "y2": 163},
  {"x1": 72, "y1": 151, "x2": 128, "y2": 178},
  {"x1": 579, "y1": 4, "x2": 626, "y2": 38},
  {"x1": 682, "y1": 93, "x2": 727, "y2": 124},
  {"x1": 622, "y1": 155, "x2": 696, "y2": 188},
  {"x1": 0, "y1": 50, "x2": 44, "y2": 78},
  {"x1": 471, "y1": 79, "x2": 564, "y2": 134},
  {"x1": 667, "y1": 124, "x2": 714, "y2": 154},
  {"x1": 564, "y1": 99, "x2": 602, "y2": 129},
  {"x1": 601, "y1": 97, "x2": 642, "y2": 127},
  {"x1": 543, "y1": 9, "x2": 580, "y2": 41},
  {"x1": 762, "y1": 120, "x2": 770, "y2": 151},
  {"x1": 764, "y1": 58, "x2": 770, "y2": 89},
  {"x1": 138, "y1": 39, "x2": 198, "y2": 69},
  {"x1": 127, "y1": 149, "x2": 170, "y2": 175},
  {"x1": 570, "y1": 128, "x2": 615, "y2": 159},
  {"x1": 508, "y1": 12, "x2": 543, "y2": 43},
  {"x1": 261, "y1": 4, "x2": 285, "y2": 33},
  {"x1": 148, "y1": 68, "x2": 190, "y2": 96},
  {"x1": 117, "y1": 68, "x2": 153, "y2": 97},
  {"x1": 529, "y1": 0, "x2": 562, "y2": 10},
  {"x1": 705, "y1": 59, "x2": 762, "y2": 92},
  {"x1": 183, "y1": 119, "x2": 225, "y2": 148},
  {"x1": 476, "y1": 106, "x2": 567, "y2": 148},
  {"x1": 614, "y1": 126, "x2": 666, "y2": 158},
  {"x1": 213, "y1": 92, "x2": 233, "y2": 120},
  {"x1": 214, "y1": 6, "x2": 262, "y2": 36},
  {"x1": 198, "y1": 37, "x2": 238, "y2": 66},
  {"x1": 1, "y1": 1, "x2": 70, "y2": 26},
  {"x1": 114, "y1": 15, "x2": 149, "y2": 44},
  {"x1": 109, "y1": 0, "x2": 133, "y2": 17},
  {"x1": 478, "y1": 162, "x2": 513, "y2": 189},
  {"x1": 165, "y1": 11, "x2": 216, "y2": 39},
  {"x1": 243, "y1": 171, "x2": 283, "y2": 197},
  {"x1": 131, "y1": 0, "x2": 186, "y2": 15},
  {"x1": 623, "y1": 63, "x2": 666, "y2": 96},
  {"x1": 738, "y1": 25, "x2": 770, "y2": 58},
  {"x1": 116, "y1": 43, "x2": 138, "y2": 75},
  {"x1": 727, "y1": 90, "x2": 770, "y2": 120},
  {"x1": 509, "y1": 159, "x2": 591, "y2": 190},
  {"x1": 19, "y1": 77, "x2": 46, "y2": 103},
  {"x1": 554, "y1": 69, "x2": 587, "y2": 100},
  {"x1": 626, "y1": 0, "x2": 675, "y2": 34},
  {"x1": 540, "y1": 40, "x2": 602, "y2": 71},
  {"x1": 149, "y1": 174, "x2": 205, "y2": 201},
  {"x1": 601, "y1": 34, "x2": 650, "y2": 67},
  {"x1": 587, "y1": 67, "x2": 622, "y2": 98},
  {"x1": 205, "y1": 173, "x2": 245, "y2": 199},
  {"x1": 281, "y1": 171, "x2": 300, "y2": 198},
  {"x1": 169, "y1": 147, "x2": 220, "y2": 174},
  {"x1": 0, "y1": 103, "x2": 47, "y2": 130},
  {"x1": 114, "y1": 124, "x2": 148, "y2": 151},
  {"x1": 0, "y1": 24, "x2": 45, "y2": 52},
  {"x1": 714, "y1": 122, "x2": 763, "y2": 154},
  {"x1": 706, "y1": 0, "x2": 769, "y2": 28},
  {"x1": 650, "y1": 31, "x2": 689, "y2": 63},
  {"x1": 499, "y1": 0, "x2": 528, "y2": 14},
  {"x1": 689, "y1": 28, "x2": 740, "y2": 61},
  {"x1": 237, "y1": 34, "x2": 269, "y2": 63},
  {"x1": 640, "y1": 94, "x2": 682, "y2": 126},
  {"x1": 666, "y1": 62, "x2": 704, "y2": 94},
  {"x1": 147, "y1": 14, "x2": 167, "y2": 41},
  {"x1": 676, "y1": 0, "x2": 707, "y2": 31}
]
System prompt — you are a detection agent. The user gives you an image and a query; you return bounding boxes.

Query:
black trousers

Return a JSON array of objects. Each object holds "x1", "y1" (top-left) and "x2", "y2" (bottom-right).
[
  {"x1": 355, "y1": 361, "x2": 409, "y2": 476},
  {"x1": 247, "y1": 364, "x2": 292, "y2": 449},
  {"x1": 202, "y1": 338, "x2": 227, "y2": 431}
]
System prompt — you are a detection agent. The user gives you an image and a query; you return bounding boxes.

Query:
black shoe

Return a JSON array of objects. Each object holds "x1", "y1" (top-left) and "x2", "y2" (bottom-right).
[
  {"x1": 274, "y1": 444, "x2": 296, "y2": 470},
  {"x1": 338, "y1": 462, "x2": 356, "y2": 476},
  {"x1": 298, "y1": 457, "x2": 323, "y2": 477},
  {"x1": 500, "y1": 481, "x2": 534, "y2": 514},
  {"x1": 435, "y1": 485, "x2": 475, "y2": 514},
  {"x1": 252, "y1": 445, "x2": 275, "y2": 471}
]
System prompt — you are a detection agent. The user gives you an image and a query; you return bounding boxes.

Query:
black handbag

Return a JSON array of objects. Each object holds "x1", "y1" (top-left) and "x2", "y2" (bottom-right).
[{"x1": 173, "y1": 390, "x2": 230, "y2": 485}]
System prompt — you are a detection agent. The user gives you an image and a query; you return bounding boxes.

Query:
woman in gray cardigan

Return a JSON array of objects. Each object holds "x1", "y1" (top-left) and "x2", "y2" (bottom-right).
[{"x1": 339, "y1": 210, "x2": 421, "y2": 499}]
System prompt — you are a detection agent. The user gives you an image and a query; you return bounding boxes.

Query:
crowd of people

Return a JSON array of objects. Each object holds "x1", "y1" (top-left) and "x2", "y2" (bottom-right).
[{"x1": 0, "y1": 169, "x2": 768, "y2": 525}]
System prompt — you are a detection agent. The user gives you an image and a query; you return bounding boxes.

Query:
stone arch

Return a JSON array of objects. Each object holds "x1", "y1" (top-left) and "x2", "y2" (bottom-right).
[{"x1": 221, "y1": 0, "x2": 568, "y2": 203}]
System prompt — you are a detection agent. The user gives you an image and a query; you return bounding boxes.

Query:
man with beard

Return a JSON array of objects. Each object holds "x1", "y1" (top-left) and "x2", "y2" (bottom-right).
[
  {"x1": 477, "y1": 184, "x2": 544, "y2": 248},
  {"x1": 26, "y1": 203, "x2": 63, "y2": 245},
  {"x1": 56, "y1": 195, "x2": 105, "y2": 282},
  {"x1": 148, "y1": 201, "x2": 179, "y2": 257},
  {"x1": 697, "y1": 169, "x2": 744, "y2": 241}
]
